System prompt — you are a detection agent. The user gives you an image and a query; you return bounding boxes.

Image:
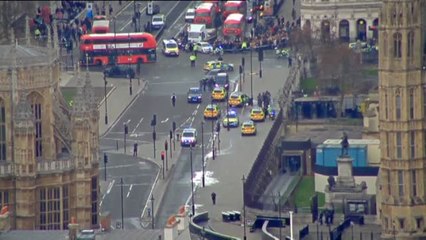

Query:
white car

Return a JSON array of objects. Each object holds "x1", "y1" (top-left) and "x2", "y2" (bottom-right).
[
  {"x1": 185, "y1": 8, "x2": 195, "y2": 23},
  {"x1": 195, "y1": 42, "x2": 213, "y2": 54},
  {"x1": 151, "y1": 14, "x2": 166, "y2": 30},
  {"x1": 181, "y1": 128, "x2": 197, "y2": 147}
]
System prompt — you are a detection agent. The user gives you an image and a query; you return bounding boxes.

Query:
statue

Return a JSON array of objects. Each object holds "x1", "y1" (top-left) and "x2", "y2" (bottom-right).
[
  {"x1": 341, "y1": 132, "x2": 349, "y2": 156},
  {"x1": 327, "y1": 176, "x2": 335, "y2": 191}
]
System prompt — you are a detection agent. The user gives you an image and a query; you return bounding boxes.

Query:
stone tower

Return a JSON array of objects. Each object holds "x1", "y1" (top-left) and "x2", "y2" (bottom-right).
[{"x1": 378, "y1": 0, "x2": 426, "y2": 239}]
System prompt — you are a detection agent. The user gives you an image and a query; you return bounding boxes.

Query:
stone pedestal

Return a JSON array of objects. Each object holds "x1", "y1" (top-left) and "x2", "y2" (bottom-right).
[
  {"x1": 164, "y1": 216, "x2": 178, "y2": 240},
  {"x1": 336, "y1": 156, "x2": 355, "y2": 188}
]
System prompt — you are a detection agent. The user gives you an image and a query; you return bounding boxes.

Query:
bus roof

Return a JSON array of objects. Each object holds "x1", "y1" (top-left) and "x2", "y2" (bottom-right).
[
  {"x1": 81, "y1": 32, "x2": 155, "y2": 40},
  {"x1": 224, "y1": 1, "x2": 244, "y2": 6},
  {"x1": 196, "y1": 2, "x2": 214, "y2": 10},
  {"x1": 92, "y1": 20, "x2": 110, "y2": 28},
  {"x1": 225, "y1": 13, "x2": 244, "y2": 23}
]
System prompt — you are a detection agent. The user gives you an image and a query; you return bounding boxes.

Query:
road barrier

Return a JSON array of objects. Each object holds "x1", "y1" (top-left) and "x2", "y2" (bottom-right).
[{"x1": 189, "y1": 211, "x2": 241, "y2": 240}]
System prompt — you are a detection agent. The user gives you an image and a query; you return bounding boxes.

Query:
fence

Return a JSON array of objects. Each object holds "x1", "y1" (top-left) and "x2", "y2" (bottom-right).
[
  {"x1": 189, "y1": 211, "x2": 240, "y2": 240},
  {"x1": 244, "y1": 109, "x2": 283, "y2": 209}
]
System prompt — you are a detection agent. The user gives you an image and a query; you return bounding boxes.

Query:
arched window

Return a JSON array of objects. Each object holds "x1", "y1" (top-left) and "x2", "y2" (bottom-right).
[
  {"x1": 391, "y1": 4, "x2": 397, "y2": 25},
  {"x1": 408, "y1": 31, "x2": 415, "y2": 58},
  {"x1": 396, "y1": 94, "x2": 401, "y2": 119},
  {"x1": 393, "y1": 32, "x2": 402, "y2": 58},
  {"x1": 0, "y1": 99, "x2": 5, "y2": 161},
  {"x1": 28, "y1": 93, "x2": 43, "y2": 159}
]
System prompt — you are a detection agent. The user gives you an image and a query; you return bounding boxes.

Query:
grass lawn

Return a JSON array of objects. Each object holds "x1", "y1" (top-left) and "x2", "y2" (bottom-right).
[
  {"x1": 293, "y1": 176, "x2": 325, "y2": 208},
  {"x1": 61, "y1": 88, "x2": 77, "y2": 107},
  {"x1": 300, "y1": 77, "x2": 316, "y2": 95}
]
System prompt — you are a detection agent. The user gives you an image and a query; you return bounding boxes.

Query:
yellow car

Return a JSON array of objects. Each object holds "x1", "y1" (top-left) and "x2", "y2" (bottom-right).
[
  {"x1": 250, "y1": 107, "x2": 265, "y2": 122},
  {"x1": 241, "y1": 121, "x2": 256, "y2": 136},
  {"x1": 211, "y1": 87, "x2": 227, "y2": 101},
  {"x1": 204, "y1": 104, "x2": 221, "y2": 119},
  {"x1": 203, "y1": 60, "x2": 234, "y2": 72},
  {"x1": 228, "y1": 92, "x2": 250, "y2": 107}
]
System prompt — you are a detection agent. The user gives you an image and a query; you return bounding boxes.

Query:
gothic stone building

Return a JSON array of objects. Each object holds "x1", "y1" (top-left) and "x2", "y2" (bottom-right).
[
  {"x1": 378, "y1": 0, "x2": 426, "y2": 239},
  {"x1": 0, "y1": 33, "x2": 100, "y2": 229},
  {"x1": 300, "y1": 0, "x2": 381, "y2": 42}
]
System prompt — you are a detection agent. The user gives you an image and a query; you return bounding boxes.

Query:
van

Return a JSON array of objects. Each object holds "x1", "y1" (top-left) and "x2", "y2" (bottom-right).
[
  {"x1": 151, "y1": 14, "x2": 166, "y2": 30},
  {"x1": 185, "y1": 8, "x2": 195, "y2": 23},
  {"x1": 214, "y1": 72, "x2": 229, "y2": 90},
  {"x1": 162, "y1": 39, "x2": 179, "y2": 56}
]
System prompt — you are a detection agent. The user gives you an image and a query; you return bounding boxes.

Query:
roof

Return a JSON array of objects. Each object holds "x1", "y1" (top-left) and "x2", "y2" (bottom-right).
[
  {"x1": 197, "y1": 2, "x2": 214, "y2": 9},
  {"x1": 322, "y1": 139, "x2": 380, "y2": 145},
  {"x1": 92, "y1": 20, "x2": 109, "y2": 27},
  {"x1": 162, "y1": 39, "x2": 177, "y2": 44},
  {"x1": 186, "y1": 8, "x2": 195, "y2": 13},
  {"x1": 217, "y1": 72, "x2": 227, "y2": 76},
  {"x1": 183, "y1": 128, "x2": 196, "y2": 132},
  {"x1": 242, "y1": 120, "x2": 254, "y2": 124},
  {"x1": 0, "y1": 44, "x2": 55, "y2": 68},
  {"x1": 225, "y1": 13, "x2": 244, "y2": 22},
  {"x1": 225, "y1": 1, "x2": 244, "y2": 6}
]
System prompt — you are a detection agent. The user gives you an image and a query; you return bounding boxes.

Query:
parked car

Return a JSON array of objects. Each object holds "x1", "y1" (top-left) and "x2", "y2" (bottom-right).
[
  {"x1": 104, "y1": 66, "x2": 135, "y2": 78},
  {"x1": 194, "y1": 42, "x2": 214, "y2": 54}
]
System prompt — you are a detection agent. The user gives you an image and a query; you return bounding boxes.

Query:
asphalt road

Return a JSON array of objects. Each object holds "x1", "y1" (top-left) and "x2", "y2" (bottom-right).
[{"x1": 97, "y1": 1, "x2": 192, "y2": 230}]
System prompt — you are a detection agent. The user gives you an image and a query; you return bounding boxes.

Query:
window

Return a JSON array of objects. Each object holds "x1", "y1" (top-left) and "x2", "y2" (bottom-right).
[
  {"x1": 410, "y1": 131, "x2": 416, "y2": 158},
  {"x1": 385, "y1": 93, "x2": 388, "y2": 119},
  {"x1": 91, "y1": 177, "x2": 98, "y2": 226},
  {"x1": 408, "y1": 32, "x2": 415, "y2": 58},
  {"x1": 387, "y1": 170, "x2": 391, "y2": 195},
  {"x1": 396, "y1": 94, "x2": 401, "y2": 120},
  {"x1": 396, "y1": 132, "x2": 402, "y2": 159},
  {"x1": 399, "y1": 218, "x2": 405, "y2": 230},
  {"x1": 412, "y1": 170, "x2": 417, "y2": 196},
  {"x1": 385, "y1": 132, "x2": 390, "y2": 157},
  {"x1": 398, "y1": 170, "x2": 404, "y2": 196},
  {"x1": 0, "y1": 100, "x2": 5, "y2": 161},
  {"x1": 393, "y1": 32, "x2": 402, "y2": 58},
  {"x1": 416, "y1": 217, "x2": 423, "y2": 229},
  {"x1": 0, "y1": 191, "x2": 9, "y2": 209},
  {"x1": 62, "y1": 185, "x2": 69, "y2": 230},
  {"x1": 410, "y1": 90, "x2": 414, "y2": 119},
  {"x1": 30, "y1": 94, "x2": 43, "y2": 159},
  {"x1": 39, "y1": 187, "x2": 60, "y2": 230}
]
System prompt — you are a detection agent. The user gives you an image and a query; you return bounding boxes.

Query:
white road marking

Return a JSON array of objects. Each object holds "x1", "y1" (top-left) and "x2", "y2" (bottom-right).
[
  {"x1": 161, "y1": 118, "x2": 169, "y2": 123},
  {"x1": 120, "y1": 5, "x2": 148, "y2": 31},
  {"x1": 106, "y1": 179, "x2": 115, "y2": 195},
  {"x1": 131, "y1": 117, "x2": 144, "y2": 135},
  {"x1": 126, "y1": 184, "x2": 133, "y2": 198}
]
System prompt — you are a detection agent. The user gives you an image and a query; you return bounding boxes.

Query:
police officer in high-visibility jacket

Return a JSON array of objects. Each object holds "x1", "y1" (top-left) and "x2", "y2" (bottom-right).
[{"x1": 189, "y1": 54, "x2": 197, "y2": 67}]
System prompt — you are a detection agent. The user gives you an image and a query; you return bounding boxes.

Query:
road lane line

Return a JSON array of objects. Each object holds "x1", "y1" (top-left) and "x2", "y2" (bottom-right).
[
  {"x1": 106, "y1": 179, "x2": 115, "y2": 195},
  {"x1": 120, "y1": 5, "x2": 148, "y2": 32},
  {"x1": 131, "y1": 117, "x2": 144, "y2": 135},
  {"x1": 161, "y1": 118, "x2": 169, "y2": 123},
  {"x1": 126, "y1": 184, "x2": 133, "y2": 198}
]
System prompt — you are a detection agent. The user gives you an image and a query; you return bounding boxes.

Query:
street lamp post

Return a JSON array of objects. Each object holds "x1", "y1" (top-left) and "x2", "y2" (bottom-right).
[
  {"x1": 103, "y1": 153, "x2": 108, "y2": 181},
  {"x1": 250, "y1": 46, "x2": 253, "y2": 104},
  {"x1": 151, "y1": 194, "x2": 155, "y2": 229},
  {"x1": 290, "y1": 211, "x2": 294, "y2": 240},
  {"x1": 128, "y1": 34, "x2": 133, "y2": 96},
  {"x1": 201, "y1": 121, "x2": 205, "y2": 187},
  {"x1": 351, "y1": 221, "x2": 354, "y2": 240},
  {"x1": 120, "y1": 177, "x2": 124, "y2": 229},
  {"x1": 211, "y1": 100, "x2": 215, "y2": 160},
  {"x1": 242, "y1": 175, "x2": 247, "y2": 240},
  {"x1": 226, "y1": 92, "x2": 230, "y2": 131},
  {"x1": 278, "y1": 192, "x2": 282, "y2": 240},
  {"x1": 190, "y1": 144, "x2": 196, "y2": 216},
  {"x1": 113, "y1": 16, "x2": 117, "y2": 64},
  {"x1": 103, "y1": 71, "x2": 108, "y2": 124}
]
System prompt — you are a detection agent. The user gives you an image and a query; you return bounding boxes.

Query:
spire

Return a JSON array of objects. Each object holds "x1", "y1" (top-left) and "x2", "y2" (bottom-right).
[
  {"x1": 10, "y1": 30, "x2": 18, "y2": 105},
  {"x1": 72, "y1": 67, "x2": 96, "y2": 114},
  {"x1": 15, "y1": 92, "x2": 33, "y2": 122},
  {"x1": 25, "y1": 16, "x2": 31, "y2": 46}
]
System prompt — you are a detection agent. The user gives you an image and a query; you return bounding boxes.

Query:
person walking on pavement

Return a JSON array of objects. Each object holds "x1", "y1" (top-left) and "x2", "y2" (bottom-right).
[
  {"x1": 211, "y1": 192, "x2": 216, "y2": 205},
  {"x1": 190, "y1": 54, "x2": 196, "y2": 67},
  {"x1": 133, "y1": 142, "x2": 138, "y2": 157},
  {"x1": 171, "y1": 93, "x2": 176, "y2": 107},
  {"x1": 202, "y1": 78, "x2": 207, "y2": 92}
]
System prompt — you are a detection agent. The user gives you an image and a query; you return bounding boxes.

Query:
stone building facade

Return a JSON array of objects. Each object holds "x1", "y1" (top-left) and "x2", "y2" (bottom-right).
[
  {"x1": 0, "y1": 25, "x2": 99, "y2": 230},
  {"x1": 378, "y1": 0, "x2": 426, "y2": 239},
  {"x1": 300, "y1": 0, "x2": 382, "y2": 42}
]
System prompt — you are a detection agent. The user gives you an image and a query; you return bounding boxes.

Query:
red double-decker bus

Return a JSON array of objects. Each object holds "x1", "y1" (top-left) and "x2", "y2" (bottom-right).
[
  {"x1": 194, "y1": 3, "x2": 216, "y2": 28},
  {"x1": 223, "y1": 13, "x2": 245, "y2": 38},
  {"x1": 223, "y1": 1, "x2": 246, "y2": 19},
  {"x1": 80, "y1": 32, "x2": 157, "y2": 66}
]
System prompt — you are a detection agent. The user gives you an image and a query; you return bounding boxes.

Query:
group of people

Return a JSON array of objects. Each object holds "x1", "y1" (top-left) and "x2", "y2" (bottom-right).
[{"x1": 257, "y1": 91, "x2": 275, "y2": 119}]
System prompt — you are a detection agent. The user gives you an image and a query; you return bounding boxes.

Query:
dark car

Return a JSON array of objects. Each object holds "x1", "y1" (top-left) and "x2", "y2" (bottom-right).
[
  {"x1": 214, "y1": 72, "x2": 230, "y2": 91},
  {"x1": 104, "y1": 66, "x2": 135, "y2": 78},
  {"x1": 204, "y1": 69, "x2": 225, "y2": 80},
  {"x1": 187, "y1": 87, "x2": 203, "y2": 103}
]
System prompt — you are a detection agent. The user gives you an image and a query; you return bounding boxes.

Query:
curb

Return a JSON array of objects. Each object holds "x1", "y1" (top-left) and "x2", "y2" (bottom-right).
[{"x1": 97, "y1": 85, "x2": 117, "y2": 109}]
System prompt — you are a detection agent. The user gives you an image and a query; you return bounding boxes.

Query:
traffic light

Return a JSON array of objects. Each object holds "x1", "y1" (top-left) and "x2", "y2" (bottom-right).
[
  {"x1": 259, "y1": 69, "x2": 263, "y2": 78},
  {"x1": 103, "y1": 153, "x2": 108, "y2": 164},
  {"x1": 151, "y1": 114, "x2": 157, "y2": 126},
  {"x1": 172, "y1": 121, "x2": 176, "y2": 132},
  {"x1": 161, "y1": 151, "x2": 165, "y2": 161},
  {"x1": 169, "y1": 130, "x2": 173, "y2": 139},
  {"x1": 164, "y1": 140, "x2": 168, "y2": 151},
  {"x1": 124, "y1": 123, "x2": 129, "y2": 135},
  {"x1": 258, "y1": 49, "x2": 264, "y2": 62},
  {"x1": 239, "y1": 65, "x2": 243, "y2": 74}
]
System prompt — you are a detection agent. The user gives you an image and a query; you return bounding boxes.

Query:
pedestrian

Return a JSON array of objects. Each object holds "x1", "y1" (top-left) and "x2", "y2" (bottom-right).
[
  {"x1": 190, "y1": 54, "x2": 196, "y2": 67},
  {"x1": 133, "y1": 142, "x2": 138, "y2": 157},
  {"x1": 288, "y1": 57, "x2": 292, "y2": 67},
  {"x1": 211, "y1": 192, "x2": 216, "y2": 205},
  {"x1": 319, "y1": 212, "x2": 323, "y2": 225},
  {"x1": 202, "y1": 78, "x2": 207, "y2": 92},
  {"x1": 171, "y1": 93, "x2": 176, "y2": 107}
]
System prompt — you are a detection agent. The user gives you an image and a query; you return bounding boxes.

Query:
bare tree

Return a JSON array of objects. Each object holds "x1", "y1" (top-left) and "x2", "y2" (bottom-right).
[{"x1": 315, "y1": 39, "x2": 363, "y2": 117}]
